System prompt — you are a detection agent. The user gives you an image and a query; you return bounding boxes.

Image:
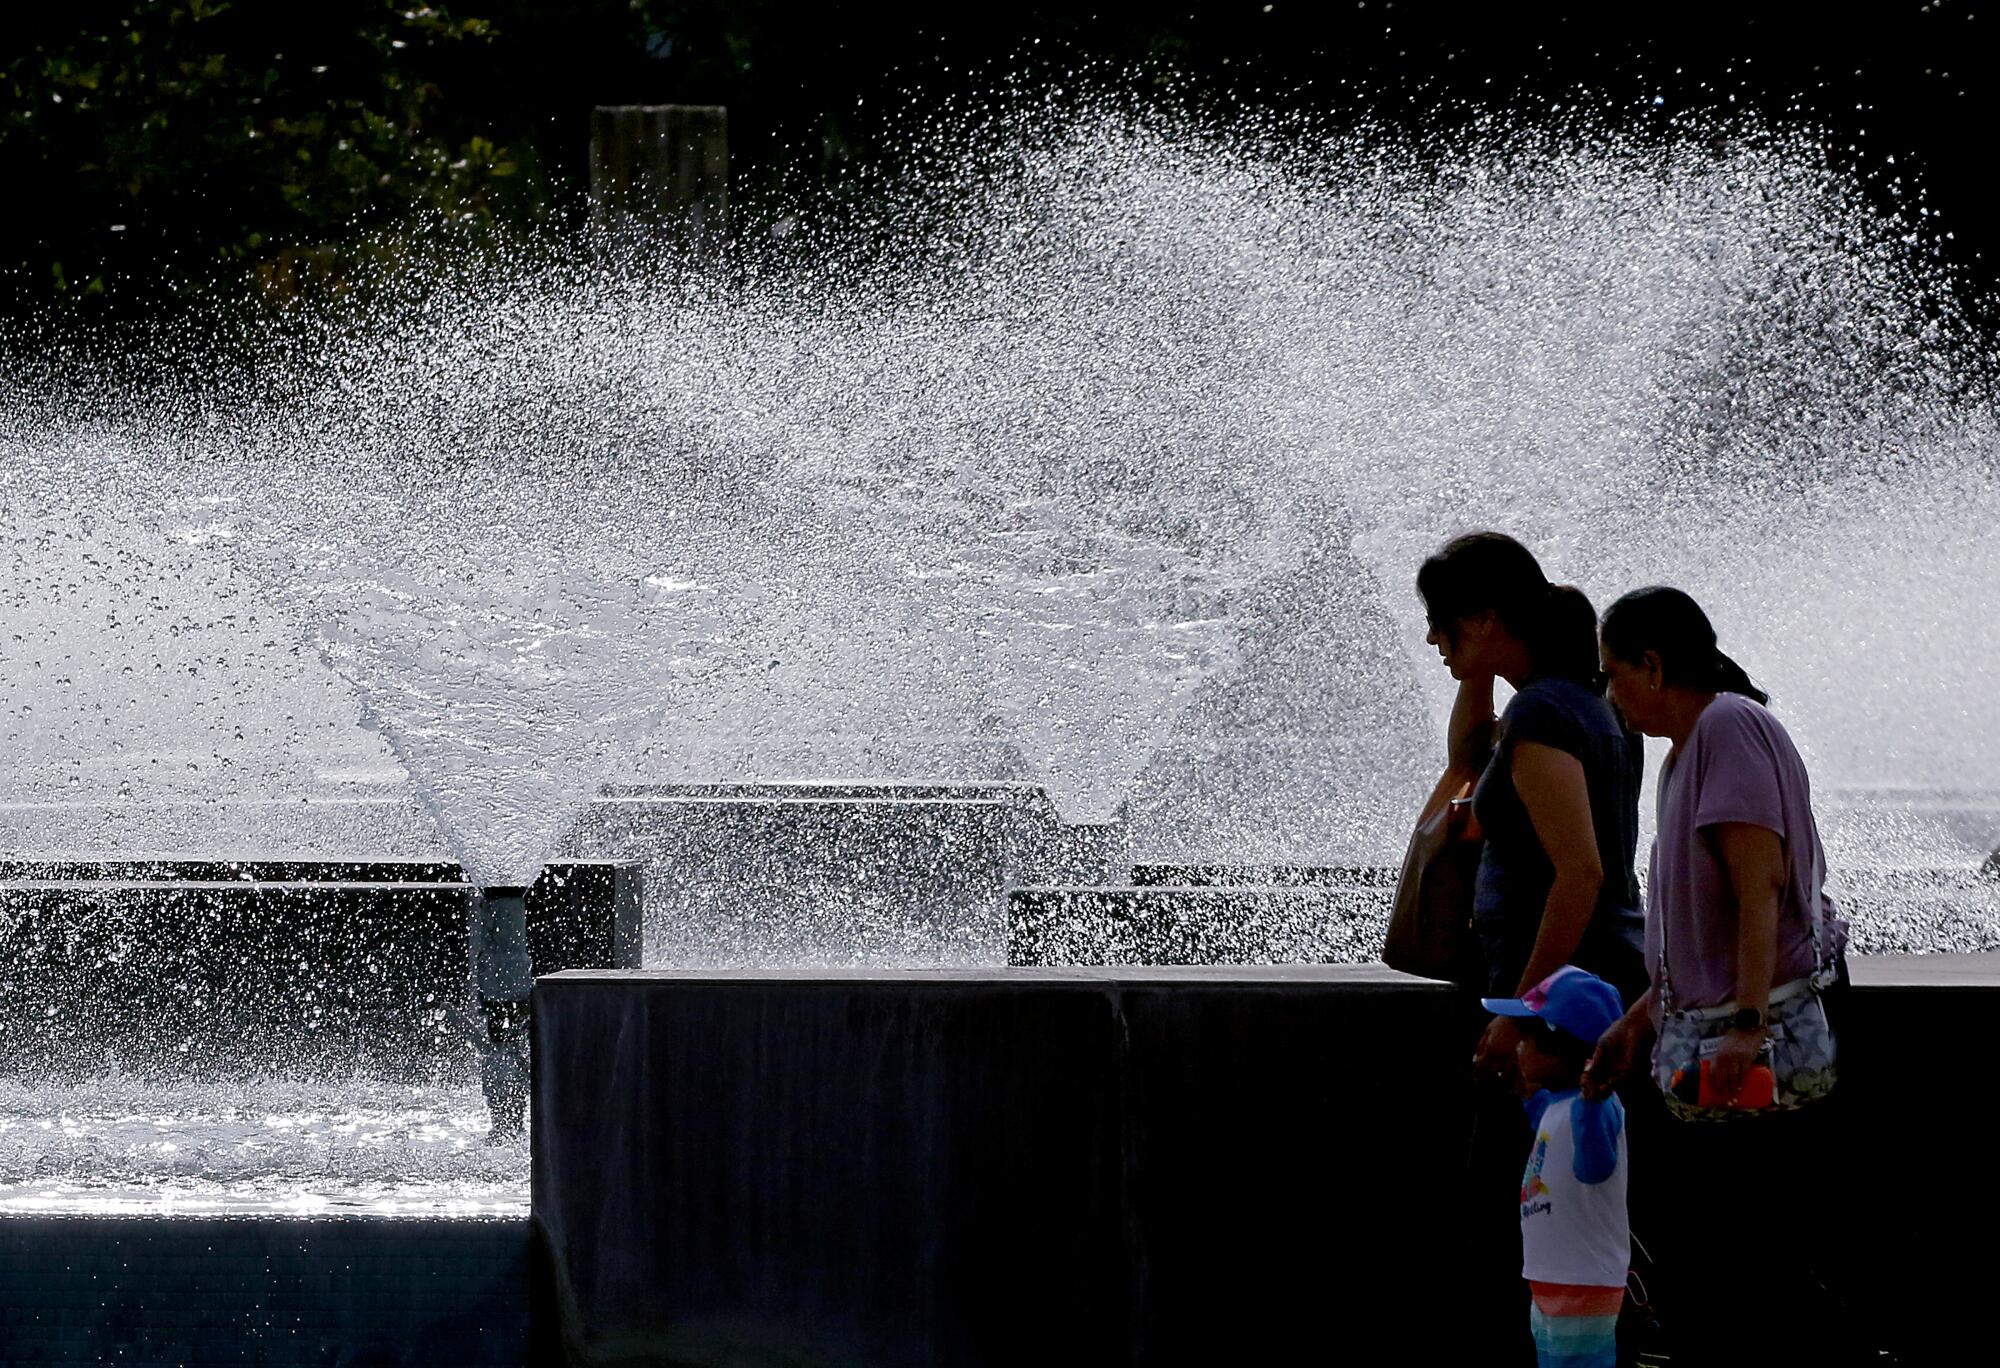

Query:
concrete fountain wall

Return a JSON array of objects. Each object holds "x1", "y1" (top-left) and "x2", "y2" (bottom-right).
[
  {"x1": 532, "y1": 963, "x2": 1474, "y2": 1367},
  {"x1": 562, "y1": 783, "x2": 1129, "y2": 966},
  {"x1": 533, "y1": 958, "x2": 1999, "y2": 1367},
  {"x1": 0, "y1": 858, "x2": 641, "y2": 1077}
]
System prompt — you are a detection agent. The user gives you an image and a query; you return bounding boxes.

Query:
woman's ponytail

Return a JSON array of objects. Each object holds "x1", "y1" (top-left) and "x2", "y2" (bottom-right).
[
  {"x1": 1538, "y1": 584, "x2": 1607, "y2": 694},
  {"x1": 1707, "y1": 649, "x2": 1770, "y2": 706},
  {"x1": 1601, "y1": 586, "x2": 1771, "y2": 705}
]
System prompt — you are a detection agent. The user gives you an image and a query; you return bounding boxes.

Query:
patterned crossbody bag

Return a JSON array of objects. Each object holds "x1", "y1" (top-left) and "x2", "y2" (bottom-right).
[{"x1": 1651, "y1": 774, "x2": 1840, "y2": 1122}]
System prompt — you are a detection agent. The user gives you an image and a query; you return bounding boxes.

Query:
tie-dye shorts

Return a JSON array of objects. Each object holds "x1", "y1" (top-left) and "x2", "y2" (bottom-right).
[{"x1": 1528, "y1": 1280, "x2": 1622, "y2": 1367}]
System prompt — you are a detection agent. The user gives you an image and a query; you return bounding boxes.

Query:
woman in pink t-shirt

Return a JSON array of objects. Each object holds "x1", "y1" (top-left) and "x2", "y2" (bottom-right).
[{"x1": 1581, "y1": 585, "x2": 1855, "y2": 1365}]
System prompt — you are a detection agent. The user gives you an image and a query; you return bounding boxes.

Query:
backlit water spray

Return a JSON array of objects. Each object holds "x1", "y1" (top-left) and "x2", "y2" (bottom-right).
[{"x1": 3, "y1": 96, "x2": 1995, "y2": 1207}]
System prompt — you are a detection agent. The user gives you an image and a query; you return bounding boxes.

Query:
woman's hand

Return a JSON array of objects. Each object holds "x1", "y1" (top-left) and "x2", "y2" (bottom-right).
[
  {"x1": 1472, "y1": 1014, "x2": 1523, "y2": 1087},
  {"x1": 1582, "y1": 1001, "x2": 1655, "y2": 1101},
  {"x1": 1447, "y1": 673, "x2": 1497, "y2": 773},
  {"x1": 1708, "y1": 1027, "x2": 1768, "y2": 1104}
]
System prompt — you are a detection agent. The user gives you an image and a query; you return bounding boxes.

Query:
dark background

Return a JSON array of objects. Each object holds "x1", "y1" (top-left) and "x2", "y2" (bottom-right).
[{"x1": 4, "y1": 1, "x2": 1995, "y2": 326}]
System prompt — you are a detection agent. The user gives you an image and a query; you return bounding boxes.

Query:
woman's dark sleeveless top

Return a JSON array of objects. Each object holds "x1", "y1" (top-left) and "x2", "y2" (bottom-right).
[{"x1": 1470, "y1": 676, "x2": 1647, "y2": 1003}]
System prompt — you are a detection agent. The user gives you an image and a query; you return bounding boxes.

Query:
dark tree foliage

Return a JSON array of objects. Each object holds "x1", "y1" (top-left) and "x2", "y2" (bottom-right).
[
  {"x1": 2, "y1": 2, "x2": 1995, "y2": 325},
  {"x1": 5, "y1": 2, "x2": 539, "y2": 311}
]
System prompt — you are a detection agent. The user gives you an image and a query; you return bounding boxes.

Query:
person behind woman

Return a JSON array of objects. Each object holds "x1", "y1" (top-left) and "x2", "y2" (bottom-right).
[
  {"x1": 1582, "y1": 585, "x2": 1854, "y2": 1366},
  {"x1": 1417, "y1": 532, "x2": 1646, "y2": 1361}
]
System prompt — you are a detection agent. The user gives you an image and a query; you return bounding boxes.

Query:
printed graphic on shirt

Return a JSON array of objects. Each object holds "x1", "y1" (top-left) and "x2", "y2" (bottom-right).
[{"x1": 1521, "y1": 1131, "x2": 1552, "y2": 1216}]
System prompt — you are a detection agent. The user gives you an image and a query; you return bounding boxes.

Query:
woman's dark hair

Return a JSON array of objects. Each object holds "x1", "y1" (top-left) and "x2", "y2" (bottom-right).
[
  {"x1": 1599, "y1": 585, "x2": 1770, "y2": 706},
  {"x1": 1416, "y1": 532, "x2": 1603, "y2": 691}
]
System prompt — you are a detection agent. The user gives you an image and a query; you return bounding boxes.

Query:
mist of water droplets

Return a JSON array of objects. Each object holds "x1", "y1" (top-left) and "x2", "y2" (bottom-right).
[{"x1": 4, "y1": 97, "x2": 1996, "y2": 888}]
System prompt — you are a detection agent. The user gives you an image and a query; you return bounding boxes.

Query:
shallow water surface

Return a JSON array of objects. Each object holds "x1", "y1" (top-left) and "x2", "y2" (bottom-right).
[{"x1": 0, "y1": 1076, "x2": 525, "y2": 1215}]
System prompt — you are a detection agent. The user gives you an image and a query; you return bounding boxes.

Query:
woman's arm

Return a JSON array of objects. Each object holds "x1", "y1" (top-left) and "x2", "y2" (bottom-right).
[
  {"x1": 1447, "y1": 672, "x2": 1497, "y2": 772},
  {"x1": 1708, "y1": 821, "x2": 1785, "y2": 1099},
  {"x1": 1470, "y1": 739, "x2": 1602, "y2": 1079},
  {"x1": 1510, "y1": 740, "x2": 1604, "y2": 993},
  {"x1": 1580, "y1": 989, "x2": 1657, "y2": 1102}
]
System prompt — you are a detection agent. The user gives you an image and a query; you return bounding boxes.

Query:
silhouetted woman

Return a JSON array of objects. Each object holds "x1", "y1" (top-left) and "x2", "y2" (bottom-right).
[
  {"x1": 1417, "y1": 533, "x2": 1648, "y2": 1026},
  {"x1": 1416, "y1": 531, "x2": 1646, "y2": 1362},
  {"x1": 1582, "y1": 586, "x2": 1853, "y2": 1366}
]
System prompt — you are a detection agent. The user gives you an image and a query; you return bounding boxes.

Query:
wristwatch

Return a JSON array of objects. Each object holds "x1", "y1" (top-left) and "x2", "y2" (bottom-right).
[{"x1": 1729, "y1": 1006, "x2": 1767, "y2": 1032}]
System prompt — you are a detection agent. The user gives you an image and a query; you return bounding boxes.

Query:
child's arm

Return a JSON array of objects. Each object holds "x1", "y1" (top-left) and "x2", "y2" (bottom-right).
[{"x1": 1570, "y1": 1096, "x2": 1623, "y2": 1185}]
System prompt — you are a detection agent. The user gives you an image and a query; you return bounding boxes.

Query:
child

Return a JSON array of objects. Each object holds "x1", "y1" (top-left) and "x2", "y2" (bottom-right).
[{"x1": 1482, "y1": 966, "x2": 1629, "y2": 1368}]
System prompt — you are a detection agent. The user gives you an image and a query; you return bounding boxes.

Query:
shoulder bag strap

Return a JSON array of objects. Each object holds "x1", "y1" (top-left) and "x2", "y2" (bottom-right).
[
  {"x1": 1654, "y1": 755, "x2": 1677, "y2": 1017},
  {"x1": 1803, "y1": 821, "x2": 1836, "y2": 992}
]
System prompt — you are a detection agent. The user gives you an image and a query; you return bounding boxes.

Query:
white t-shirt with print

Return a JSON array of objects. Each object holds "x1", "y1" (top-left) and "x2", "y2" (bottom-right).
[{"x1": 1519, "y1": 1089, "x2": 1629, "y2": 1288}]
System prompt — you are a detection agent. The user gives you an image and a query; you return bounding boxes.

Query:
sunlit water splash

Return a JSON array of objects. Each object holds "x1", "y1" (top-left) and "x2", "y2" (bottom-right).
[{"x1": 3, "y1": 99, "x2": 1996, "y2": 898}]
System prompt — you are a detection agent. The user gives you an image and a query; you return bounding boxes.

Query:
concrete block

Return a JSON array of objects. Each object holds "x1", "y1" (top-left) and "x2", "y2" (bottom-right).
[
  {"x1": 531, "y1": 960, "x2": 2000, "y2": 1367},
  {"x1": 0, "y1": 859, "x2": 639, "y2": 1077},
  {"x1": 567, "y1": 786, "x2": 1131, "y2": 965},
  {"x1": 566, "y1": 790, "x2": 1037, "y2": 965},
  {"x1": 529, "y1": 860, "x2": 645, "y2": 974},
  {"x1": 531, "y1": 966, "x2": 1465, "y2": 1367}
]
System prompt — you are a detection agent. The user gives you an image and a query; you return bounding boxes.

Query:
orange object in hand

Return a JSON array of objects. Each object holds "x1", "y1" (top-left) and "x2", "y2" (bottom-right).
[{"x1": 1672, "y1": 1059, "x2": 1775, "y2": 1110}]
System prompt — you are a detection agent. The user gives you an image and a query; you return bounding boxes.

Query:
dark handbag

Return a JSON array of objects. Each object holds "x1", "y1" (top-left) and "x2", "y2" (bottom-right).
[{"x1": 1382, "y1": 764, "x2": 1484, "y2": 986}]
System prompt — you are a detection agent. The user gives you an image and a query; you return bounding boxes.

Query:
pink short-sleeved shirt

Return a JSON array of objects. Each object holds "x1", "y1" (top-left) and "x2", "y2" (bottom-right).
[{"x1": 1646, "y1": 693, "x2": 1848, "y2": 1018}]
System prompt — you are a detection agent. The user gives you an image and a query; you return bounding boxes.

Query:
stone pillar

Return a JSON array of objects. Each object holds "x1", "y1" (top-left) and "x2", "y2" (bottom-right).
[{"x1": 588, "y1": 104, "x2": 728, "y2": 250}]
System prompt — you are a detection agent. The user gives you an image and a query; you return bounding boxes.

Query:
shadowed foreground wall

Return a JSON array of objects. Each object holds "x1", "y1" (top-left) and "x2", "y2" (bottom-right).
[
  {"x1": 532, "y1": 965, "x2": 1471, "y2": 1367},
  {"x1": 534, "y1": 958, "x2": 1995, "y2": 1367},
  {"x1": 0, "y1": 1216, "x2": 540, "y2": 1366}
]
